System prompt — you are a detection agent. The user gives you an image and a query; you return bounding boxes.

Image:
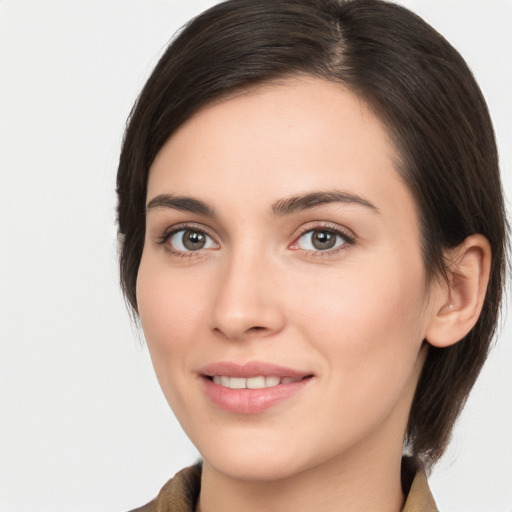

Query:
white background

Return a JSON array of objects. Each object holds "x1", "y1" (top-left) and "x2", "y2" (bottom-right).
[{"x1": 0, "y1": 1, "x2": 510, "y2": 511}]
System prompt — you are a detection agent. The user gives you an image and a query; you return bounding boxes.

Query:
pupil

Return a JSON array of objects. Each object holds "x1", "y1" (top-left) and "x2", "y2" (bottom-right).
[
  {"x1": 312, "y1": 230, "x2": 336, "y2": 250},
  {"x1": 183, "y1": 230, "x2": 206, "y2": 250}
]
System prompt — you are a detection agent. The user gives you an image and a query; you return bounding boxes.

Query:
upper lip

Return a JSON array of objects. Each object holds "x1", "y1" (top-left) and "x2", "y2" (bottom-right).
[{"x1": 198, "y1": 361, "x2": 312, "y2": 379}]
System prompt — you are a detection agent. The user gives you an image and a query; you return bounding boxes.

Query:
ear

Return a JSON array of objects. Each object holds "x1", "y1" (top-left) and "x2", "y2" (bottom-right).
[{"x1": 425, "y1": 234, "x2": 491, "y2": 348}]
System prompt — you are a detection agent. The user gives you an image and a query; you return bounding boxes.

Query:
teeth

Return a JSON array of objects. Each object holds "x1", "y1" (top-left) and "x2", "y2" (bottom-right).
[
  {"x1": 229, "y1": 377, "x2": 246, "y2": 389},
  {"x1": 211, "y1": 375, "x2": 301, "y2": 389},
  {"x1": 265, "y1": 376, "x2": 280, "y2": 387},
  {"x1": 247, "y1": 376, "x2": 266, "y2": 389}
]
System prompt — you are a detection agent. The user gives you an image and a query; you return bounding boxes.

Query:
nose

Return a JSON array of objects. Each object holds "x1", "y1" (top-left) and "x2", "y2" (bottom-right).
[{"x1": 209, "y1": 249, "x2": 286, "y2": 341}]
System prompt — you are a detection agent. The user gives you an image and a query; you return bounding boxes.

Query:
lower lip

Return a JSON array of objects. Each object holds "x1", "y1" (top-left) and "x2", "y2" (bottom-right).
[{"x1": 201, "y1": 376, "x2": 313, "y2": 414}]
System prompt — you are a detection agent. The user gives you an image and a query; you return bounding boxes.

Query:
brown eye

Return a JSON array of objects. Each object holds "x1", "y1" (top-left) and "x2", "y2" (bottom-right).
[
  {"x1": 311, "y1": 230, "x2": 337, "y2": 250},
  {"x1": 296, "y1": 229, "x2": 348, "y2": 251},
  {"x1": 169, "y1": 229, "x2": 217, "y2": 252}
]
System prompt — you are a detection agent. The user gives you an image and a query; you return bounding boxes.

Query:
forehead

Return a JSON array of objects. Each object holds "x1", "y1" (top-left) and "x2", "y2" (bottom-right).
[{"x1": 147, "y1": 76, "x2": 414, "y2": 222}]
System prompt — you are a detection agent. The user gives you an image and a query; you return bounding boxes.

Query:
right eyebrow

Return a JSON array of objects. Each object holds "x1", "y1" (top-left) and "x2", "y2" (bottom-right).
[{"x1": 146, "y1": 193, "x2": 215, "y2": 217}]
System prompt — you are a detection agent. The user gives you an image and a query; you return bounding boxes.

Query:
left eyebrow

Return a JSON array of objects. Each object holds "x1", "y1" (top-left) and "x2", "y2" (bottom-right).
[{"x1": 271, "y1": 190, "x2": 378, "y2": 216}]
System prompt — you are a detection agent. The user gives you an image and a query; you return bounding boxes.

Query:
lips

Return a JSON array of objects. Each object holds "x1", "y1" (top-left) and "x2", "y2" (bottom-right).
[{"x1": 198, "y1": 361, "x2": 314, "y2": 414}]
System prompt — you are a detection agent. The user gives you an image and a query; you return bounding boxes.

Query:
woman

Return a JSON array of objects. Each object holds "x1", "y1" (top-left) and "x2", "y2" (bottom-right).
[{"x1": 116, "y1": 0, "x2": 507, "y2": 510}]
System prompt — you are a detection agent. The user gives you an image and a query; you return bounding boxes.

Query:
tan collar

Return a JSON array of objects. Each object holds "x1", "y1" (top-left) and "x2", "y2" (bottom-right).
[{"x1": 402, "y1": 466, "x2": 438, "y2": 512}]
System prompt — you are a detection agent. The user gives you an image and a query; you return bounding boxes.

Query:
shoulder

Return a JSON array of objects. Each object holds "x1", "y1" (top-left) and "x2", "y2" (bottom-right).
[{"x1": 127, "y1": 463, "x2": 202, "y2": 512}]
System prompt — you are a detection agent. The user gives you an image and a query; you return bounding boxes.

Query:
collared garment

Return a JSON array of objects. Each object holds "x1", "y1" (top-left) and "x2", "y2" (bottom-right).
[{"x1": 129, "y1": 459, "x2": 438, "y2": 512}]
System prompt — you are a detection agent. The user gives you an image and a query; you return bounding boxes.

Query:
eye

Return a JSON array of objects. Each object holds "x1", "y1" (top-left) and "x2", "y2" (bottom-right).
[
  {"x1": 294, "y1": 228, "x2": 350, "y2": 252},
  {"x1": 168, "y1": 229, "x2": 217, "y2": 252}
]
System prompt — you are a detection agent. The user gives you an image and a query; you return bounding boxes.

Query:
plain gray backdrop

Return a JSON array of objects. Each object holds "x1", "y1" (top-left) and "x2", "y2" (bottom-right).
[{"x1": 1, "y1": 1, "x2": 511, "y2": 511}]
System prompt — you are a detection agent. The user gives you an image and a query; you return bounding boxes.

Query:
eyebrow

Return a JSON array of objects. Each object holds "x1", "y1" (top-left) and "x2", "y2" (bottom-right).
[
  {"x1": 271, "y1": 190, "x2": 378, "y2": 216},
  {"x1": 145, "y1": 190, "x2": 378, "y2": 217},
  {"x1": 146, "y1": 194, "x2": 215, "y2": 216}
]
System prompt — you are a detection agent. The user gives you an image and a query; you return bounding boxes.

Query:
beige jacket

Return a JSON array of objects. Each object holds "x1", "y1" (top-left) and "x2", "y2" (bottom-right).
[{"x1": 129, "y1": 460, "x2": 438, "y2": 512}]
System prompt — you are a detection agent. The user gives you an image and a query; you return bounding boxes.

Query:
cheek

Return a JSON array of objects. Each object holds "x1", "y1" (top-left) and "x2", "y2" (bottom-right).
[
  {"x1": 302, "y1": 259, "x2": 424, "y2": 326},
  {"x1": 137, "y1": 251, "x2": 206, "y2": 337},
  {"x1": 294, "y1": 263, "x2": 428, "y2": 448},
  {"x1": 136, "y1": 254, "x2": 208, "y2": 389},
  {"x1": 296, "y1": 255, "x2": 428, "y2": 387}
]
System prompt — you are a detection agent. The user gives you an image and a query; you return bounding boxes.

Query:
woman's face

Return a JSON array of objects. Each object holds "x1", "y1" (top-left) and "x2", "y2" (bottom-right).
[{"x1": 137, "y1": 77, "x2": 440, "y2": 481}]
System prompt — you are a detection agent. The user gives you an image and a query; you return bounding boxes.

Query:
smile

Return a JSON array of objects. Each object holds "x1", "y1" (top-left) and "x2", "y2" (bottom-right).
[
  {"x1": 199, "y1": 362, "x2": 314, "y2": 414},
  {"x1": 211, "y1": 375, "x2": 303, "y2": 389}
]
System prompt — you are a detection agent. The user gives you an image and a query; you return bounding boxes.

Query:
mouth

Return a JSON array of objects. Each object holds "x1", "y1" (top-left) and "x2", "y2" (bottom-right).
[
  {"x1": 207, "y1": 375, "x2": 309, "y2": 389},
  {"x1": 198, "y1": 361, "x2": 314, "y2": 414}
]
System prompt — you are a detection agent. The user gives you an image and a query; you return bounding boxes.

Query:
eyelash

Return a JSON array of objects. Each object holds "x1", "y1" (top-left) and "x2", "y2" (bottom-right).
[
  {"x1": 290, "y1": 223, "x2": 356, "y2": 257},
  {"x1": 156, "y1": 222, "x2": 356, "y2": 258},
  {"x1": 156, "y1": 223, "x2": 218, "y2": 259}
]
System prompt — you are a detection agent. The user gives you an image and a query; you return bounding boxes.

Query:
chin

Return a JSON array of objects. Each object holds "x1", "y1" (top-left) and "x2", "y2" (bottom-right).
[
  {"x1": 190, "y1": 427, "x2": 303, "y2": 482},
  {"x1": 205, "y1": 451, "x2": 303, "y2": 482},
  {"x1": 196, "y1": 428, "x2": 339, "y2": 484}
]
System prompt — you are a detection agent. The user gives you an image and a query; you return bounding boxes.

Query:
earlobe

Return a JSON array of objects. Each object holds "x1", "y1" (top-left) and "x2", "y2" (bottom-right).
[{"x1": 425, "y1": 234, "x2": 491, "y2": 348}]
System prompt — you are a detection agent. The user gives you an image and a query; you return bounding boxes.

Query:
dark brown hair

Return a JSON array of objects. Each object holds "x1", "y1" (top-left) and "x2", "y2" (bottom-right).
[{"x1": 117, "y1": 0, "x2": 508, "y2": 465}]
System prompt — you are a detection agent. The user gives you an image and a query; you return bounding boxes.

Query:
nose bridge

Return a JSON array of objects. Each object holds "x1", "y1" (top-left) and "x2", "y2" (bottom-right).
[{"x1": 210, "y1": 242, "x2": 284, "y2": 340}]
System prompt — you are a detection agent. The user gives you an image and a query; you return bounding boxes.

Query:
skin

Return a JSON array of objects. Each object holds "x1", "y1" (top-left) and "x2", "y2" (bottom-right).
[{"x1": 136, "y1": 76, "x2": 447, "y2": 512}]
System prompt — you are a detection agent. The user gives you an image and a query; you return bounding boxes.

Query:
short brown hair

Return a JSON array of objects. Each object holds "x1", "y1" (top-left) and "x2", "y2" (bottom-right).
[{"x1": 117, "y1": 0, "x2": 508, "y2": 465}]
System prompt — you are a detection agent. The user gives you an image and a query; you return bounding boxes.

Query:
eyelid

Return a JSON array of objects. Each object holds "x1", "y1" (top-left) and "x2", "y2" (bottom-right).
[
  {"x1": 153, "y1": 220, "x2": 355, "y2": 257},
  {"x1": 289, "y1": 222, "x2": 356, "y2": 252},
  {"x1": 156, "y1": 222, "x2": 220, "y2": 253}
]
